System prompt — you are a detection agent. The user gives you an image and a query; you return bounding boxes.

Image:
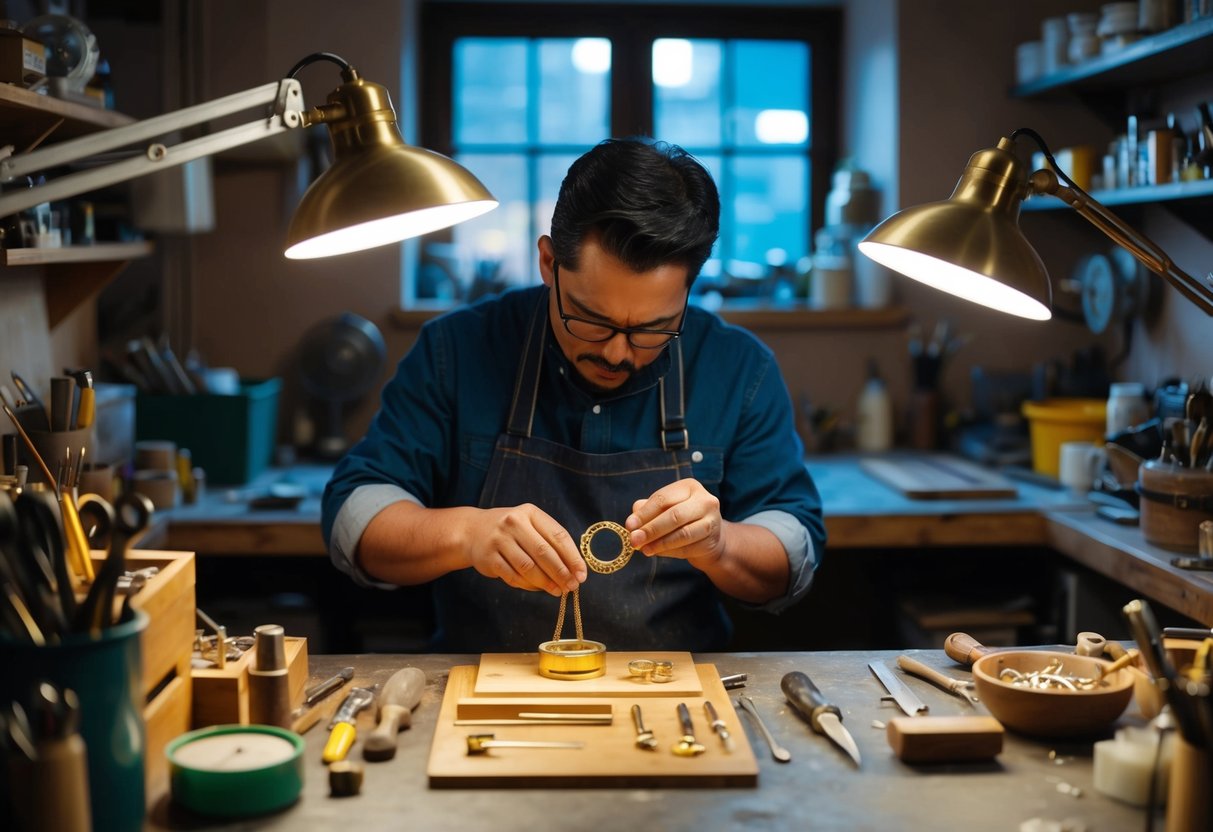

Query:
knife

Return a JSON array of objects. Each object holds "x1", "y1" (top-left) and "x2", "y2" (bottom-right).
[
  {"x1": 868, "y1": 661, "x2": 929, "y2": 716},
  {"x1": 781, "y1": 670, "x2": 861, "y2": 766}
]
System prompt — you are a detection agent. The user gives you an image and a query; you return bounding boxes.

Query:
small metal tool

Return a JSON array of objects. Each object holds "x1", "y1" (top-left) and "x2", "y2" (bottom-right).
[
  {"x1": 630, "y1": 704, "x2": 658, "y2": 750},
  {"x1": 672, "y1": 702, "x2": 706, "y2": 757},
  {"x1": 465, "y1": 734, "x2": 584, "y2": 755},
  {"x1": 897, "y1": 655, "x2": 979, "y2": 705},
  {"x1": 323, "y1": 686, "x2": 377, "y2": 763},
  {"x1": 782, "y1": 671, "x2": 861, "y2": 767},
  {"x1": 703, "y1": 701, "x2": 734, "y2": 753},
  {"x1": 869, "y1": 661, "x2": 929, "y2": 716},
  {"x1": 736, "y1": 695, "x2": 791, "y2": 763},
  {"x1": 304, "y1": 666, "x2": 355, "y2": 708},
  {"x1": 719, "y1": 673, "x2": 748, "y2": 690}
]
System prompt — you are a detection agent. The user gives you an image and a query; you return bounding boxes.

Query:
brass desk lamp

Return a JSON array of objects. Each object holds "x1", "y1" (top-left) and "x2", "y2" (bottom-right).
[
  {"x1": 858, "y1": 128, "x2": 1213, "y2": 319},
  {"x1": 0, "y1": 51, "x2": 497, "y2": 258}
]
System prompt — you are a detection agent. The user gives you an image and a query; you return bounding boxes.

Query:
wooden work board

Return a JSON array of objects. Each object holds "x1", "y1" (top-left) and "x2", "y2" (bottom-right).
[
  {"x1": 475, "y1": 651, "x2": 701, "y2": 696},
  {"x1": 860, "y1": 456, "x2": 1018, "y2": 499},
  {"x1": 427, "y1": 661, "x2": 758, "y2": 788}
]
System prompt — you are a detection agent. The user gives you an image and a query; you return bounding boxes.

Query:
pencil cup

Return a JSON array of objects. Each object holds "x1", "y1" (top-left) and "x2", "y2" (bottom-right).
[{"x1": 0, "y1": 610, "x2": 148, "y2": 832}]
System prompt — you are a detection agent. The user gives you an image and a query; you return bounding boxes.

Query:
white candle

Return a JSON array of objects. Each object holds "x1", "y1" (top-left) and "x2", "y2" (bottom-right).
[{"x1": 1093, "y1": 727, "x2": 1174, "y2": 807}]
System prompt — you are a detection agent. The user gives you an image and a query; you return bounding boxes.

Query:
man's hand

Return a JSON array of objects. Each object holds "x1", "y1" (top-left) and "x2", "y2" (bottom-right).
[
  {"x1": 465, "y1": 504, "x2": 586, "y2": 595},
  {"x1": 625, "y1": 479, "x2": 725, "y2": 567}
]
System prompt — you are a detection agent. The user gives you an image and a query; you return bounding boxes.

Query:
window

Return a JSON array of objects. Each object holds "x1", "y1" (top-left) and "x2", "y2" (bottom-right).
[{"x1": 417, "y1": 3, "x2": 840, "y2": 307}]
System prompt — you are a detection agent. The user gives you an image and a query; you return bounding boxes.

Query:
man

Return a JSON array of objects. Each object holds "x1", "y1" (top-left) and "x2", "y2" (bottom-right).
[{"x1": 322, "y1": 138, "x2": 825, "y2": 652}]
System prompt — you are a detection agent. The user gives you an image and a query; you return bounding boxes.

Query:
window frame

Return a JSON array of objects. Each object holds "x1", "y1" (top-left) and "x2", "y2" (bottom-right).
[{"x1": 418, "y1": 1, "x2": 842, "y2": 300}]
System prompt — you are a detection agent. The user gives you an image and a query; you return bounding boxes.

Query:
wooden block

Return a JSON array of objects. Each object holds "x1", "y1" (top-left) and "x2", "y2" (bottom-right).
[
  {"x1": 887, "y1": 715, "x2": 1004, "y2": 763},
  {"x1": 860, "y1": 456, "x2": 1017, "y2": 499},
  {"x1": 428, "y1": 663, "x2": 757, "y2": 788},
  {"x1": 191, "y1": 636, "x2": 308, "y2": 728},
  {"x1": 143, "y1": 674, "x2": 190, "y2": 802},
  {"x1": 475, "y1": 651, "x2": 700, "y2": 697}
]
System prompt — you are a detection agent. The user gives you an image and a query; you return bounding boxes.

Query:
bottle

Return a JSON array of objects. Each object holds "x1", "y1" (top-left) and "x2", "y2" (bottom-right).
[
  {"x1": 1106, "y1": 382, "x2": 1150, "y2": 437},
  {"x1": 1167, "y1": 113, "x2": 1187, "y2": 183},
  {"x1": 856, "y1": 359, "x2": 893, "y2": 452}
]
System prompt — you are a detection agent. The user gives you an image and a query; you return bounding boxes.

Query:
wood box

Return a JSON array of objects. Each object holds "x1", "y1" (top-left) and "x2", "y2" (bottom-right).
[
  {"x1": 86, "y1": 548, "x2": 196, "y2": 802},
  {"x1": 191, "y1": 636, "x2": 308, "y2": 728}
]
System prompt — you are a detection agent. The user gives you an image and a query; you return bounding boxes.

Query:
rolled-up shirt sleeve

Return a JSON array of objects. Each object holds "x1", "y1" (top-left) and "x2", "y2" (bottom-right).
[
  {"x1": 739, "y1": 508, "x2": 817, "y2": 614},
  {"x1": 329, "y1": 484, "x2": 423, "y2": 589}
]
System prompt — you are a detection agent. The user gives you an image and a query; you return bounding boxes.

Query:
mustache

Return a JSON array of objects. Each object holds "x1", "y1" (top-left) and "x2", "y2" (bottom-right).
[{"x1": 577, "y1": 353, "x2": 637, "y2": 375}]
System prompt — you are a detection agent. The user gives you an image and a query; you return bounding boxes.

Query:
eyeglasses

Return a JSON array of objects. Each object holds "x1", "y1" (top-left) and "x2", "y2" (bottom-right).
[{"x1": 553, "y1": 264, "x2": 687, "y2": 350}]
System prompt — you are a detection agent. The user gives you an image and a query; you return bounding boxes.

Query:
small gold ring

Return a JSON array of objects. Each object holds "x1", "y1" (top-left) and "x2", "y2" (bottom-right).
[
  {"x1": 651, "y1": 661, "x2": 674, "y2": 683},
  {"x1": 580, "y1": 521, "x2": 633, "y2": 574},
  {"x1": 628, "y1": 659, "x2": 656, "y2": 680},
  {"x1": 538, "y1": 639, "x2": 607, "y2": 680}
]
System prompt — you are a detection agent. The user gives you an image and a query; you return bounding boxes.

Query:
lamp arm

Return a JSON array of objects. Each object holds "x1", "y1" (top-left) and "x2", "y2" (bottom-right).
[
  {"x1": 0, "y1": 79, "x2": 306, "y2": 219},
  {"x1": 1030, "y1": 169, "x2": 1213, "y2": 315}
]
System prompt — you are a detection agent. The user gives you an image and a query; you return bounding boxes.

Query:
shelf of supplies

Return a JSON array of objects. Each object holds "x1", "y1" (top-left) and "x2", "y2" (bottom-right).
[
  {"x1": 1010, "y1": 16, "x2": 1213, "y2": 98},
  {"x1": 0, "y1": 83, "x2": 132, "y2": 148},
  {"x1": 1021, "y1": 178, "x2": 1213, "y2": 211}
]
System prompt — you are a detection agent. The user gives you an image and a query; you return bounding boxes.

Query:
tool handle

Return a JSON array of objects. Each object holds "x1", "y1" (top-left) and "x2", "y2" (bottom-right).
[
  {"x1": 943, "y1": 632, "x2": 991, "y2": 666},
  {"x1": 781, "y1": 671, "x2": 839, "y2": 733},
  {"x1": 897, "y1": 655, "x2": 962, "y2": 693},
  {"x1": 304, "y1": 668, "x2": 353, "y2": 706},
  {"x1": 58, "y1": 494, "x2": 94, "y2": 583},
  {"x1": 363, "y1": 704, "x2": 409, "y2": 761},
  {"x1": 676, "y1": 702, "x2": 695, "y2": 737},
  {"x1": 323, "y1": 722, "x2": 357, "y2": 763},
  {"x1": 75, "y1": 388, "x2": 95, "y2": 430},
  {"x1": 630, "y1": 703, "x2": 645, "y2": 734}
]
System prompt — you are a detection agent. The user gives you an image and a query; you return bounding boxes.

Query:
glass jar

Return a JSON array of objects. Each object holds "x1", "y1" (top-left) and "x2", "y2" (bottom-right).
[{"x1": 1106, "y1": 381, "x2": 1150, "y2": 436}]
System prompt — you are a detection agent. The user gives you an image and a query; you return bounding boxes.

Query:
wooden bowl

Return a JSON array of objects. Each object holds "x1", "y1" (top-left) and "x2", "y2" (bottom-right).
[{"x1": 971, "y1": 651, "x2": 1133, "y2": 738}]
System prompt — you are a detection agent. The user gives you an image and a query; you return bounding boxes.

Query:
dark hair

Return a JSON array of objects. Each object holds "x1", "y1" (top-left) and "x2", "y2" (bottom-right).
[{"x1": 549, "y1": 138, "x2": 720, "y2": 284}]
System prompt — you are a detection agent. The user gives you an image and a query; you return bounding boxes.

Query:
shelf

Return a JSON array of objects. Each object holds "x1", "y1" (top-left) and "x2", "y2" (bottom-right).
[
  {"x1": 0, "y1": 83, "x2": 133, "y2": 149},
  {"x1": 1010, "y1": 16, "x2": 1213, "y2": 98},
  {"x1": 1, "y1": 241, "x2": 153, "y2": 265},
  {"x1": 1021, "y1": 178, "x2": 1213, "y2": 211}
]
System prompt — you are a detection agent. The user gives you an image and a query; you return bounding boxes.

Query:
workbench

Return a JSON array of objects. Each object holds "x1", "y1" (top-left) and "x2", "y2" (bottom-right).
[
  {"x1": 157, "y1": 453, "x2": 1213, "y2": 627},
  {"x1": 143, "y1": 650, "x2": 1158, "y2": 831}
]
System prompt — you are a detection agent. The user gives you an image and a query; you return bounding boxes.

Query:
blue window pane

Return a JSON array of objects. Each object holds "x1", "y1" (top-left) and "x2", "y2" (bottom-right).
[
  {"x1": 455, "y1": 39, "x2": 528, "y2": 145},
  {"x1": 538, "y1": 39, "x2": 611, "y2": 146},
  {"x1": 652, "y1": 39, "x2": 722, "y2": 147},
  {"x1": 445, "y1": 154, "x2": 531, "y2": 295},
  {"x1": 731, "y1": 41, "x2": 809, "y2": 148},
  {"x1": 727, "y1": 155, "x2": 808, "y2": 265}
]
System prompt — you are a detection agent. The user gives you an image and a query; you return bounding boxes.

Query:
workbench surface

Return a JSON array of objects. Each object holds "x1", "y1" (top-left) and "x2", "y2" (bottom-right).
[{"x1": 144, "y1": 650, "x2": 1157, "y2": 831}]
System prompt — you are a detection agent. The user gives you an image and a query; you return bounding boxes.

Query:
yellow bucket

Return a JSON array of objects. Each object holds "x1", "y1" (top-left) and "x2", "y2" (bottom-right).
[{"x1": 1021, "y1": 398, "x2": 1107, "y2": 476}]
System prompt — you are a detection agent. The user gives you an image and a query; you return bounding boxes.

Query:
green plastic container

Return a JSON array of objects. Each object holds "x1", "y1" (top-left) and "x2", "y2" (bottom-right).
[{"x1": 136, "y1": 377, "x2": 280, "y2": 485}]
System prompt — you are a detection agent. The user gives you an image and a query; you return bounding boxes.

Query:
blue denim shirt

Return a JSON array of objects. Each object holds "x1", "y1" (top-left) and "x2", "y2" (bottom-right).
[{"x1": 322, "y1": 286, "x2": 826, "y2": 613}]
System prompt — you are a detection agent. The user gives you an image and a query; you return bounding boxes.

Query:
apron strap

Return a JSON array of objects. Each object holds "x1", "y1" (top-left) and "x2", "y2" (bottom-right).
[
  {"x1": 506, "y1": 291, "x2": 550, "y2": 438},
  {"x1": 660, "y1": 338, "x2": 688, "y2": 451}
]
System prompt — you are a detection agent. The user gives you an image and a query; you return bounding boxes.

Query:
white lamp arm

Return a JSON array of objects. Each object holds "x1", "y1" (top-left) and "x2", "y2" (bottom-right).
[
  {"x1": 1029, "y1": 167, "x2": 1213, "y2": 315},
  {"x1": 0, "y1": 78, "x2": 306, "y2": 219}
]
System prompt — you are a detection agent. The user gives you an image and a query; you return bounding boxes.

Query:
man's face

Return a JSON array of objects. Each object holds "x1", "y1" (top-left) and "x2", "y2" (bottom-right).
[{"x1": 538, "y1": 236, "x2": 690, "y2": 392}]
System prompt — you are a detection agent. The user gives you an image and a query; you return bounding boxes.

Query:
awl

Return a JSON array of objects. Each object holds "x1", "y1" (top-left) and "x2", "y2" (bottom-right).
[
  {"x1": 897, "y1": 655, "x2": 979, "y2": 705},
  {"x1": 869, "y1": 661, "x2": 929, "y2": 716},
  {"x1": 781, "y1": 670, "x2": 861, "y2": 766}
]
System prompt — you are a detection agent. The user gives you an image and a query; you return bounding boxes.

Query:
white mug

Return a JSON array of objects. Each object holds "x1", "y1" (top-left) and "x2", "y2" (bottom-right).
[{"x1": 1059, "y1": 441, "x2": 1105, "y2": 492}]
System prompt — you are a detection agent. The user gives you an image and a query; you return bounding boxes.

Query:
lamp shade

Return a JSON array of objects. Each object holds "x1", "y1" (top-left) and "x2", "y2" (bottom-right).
[
  {"x1": 284, "y1": 76, "x2": 496, "y2": 259},
  {"x1": 858, "y1": 140, "x2": 1052, "y2": 320}
]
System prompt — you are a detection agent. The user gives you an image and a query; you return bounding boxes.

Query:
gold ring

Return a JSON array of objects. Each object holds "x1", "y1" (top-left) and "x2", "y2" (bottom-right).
[
  {"x1": 580, "y1": 521, "x2": 633, "y2": 574},
  {"x1": 628, "y1": 659, "x2": 656, "y2": 680},
  {"x1": 651, "y1": 661, "x2": 674, "y2": 683},
  {"x1": 538, "y1": 639, "x2": 607, "y2": 680}
]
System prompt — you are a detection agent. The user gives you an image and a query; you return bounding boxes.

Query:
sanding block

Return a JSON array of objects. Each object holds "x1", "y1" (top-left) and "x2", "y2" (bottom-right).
[{"x1": 887, "y1": 715, "x2": 1004, "y2": 763}]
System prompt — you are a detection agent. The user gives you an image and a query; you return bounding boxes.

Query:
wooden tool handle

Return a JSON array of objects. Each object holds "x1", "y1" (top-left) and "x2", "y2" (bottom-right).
[
  {"x1": 897, "y1": 655, "x2": 962, "y2": 692},
  {"x1": 362, "y1": 704, "x2": 410, "y2": 761},
  {"x1": 943, "y1": 632, "x2": 990, "y2": 666}
]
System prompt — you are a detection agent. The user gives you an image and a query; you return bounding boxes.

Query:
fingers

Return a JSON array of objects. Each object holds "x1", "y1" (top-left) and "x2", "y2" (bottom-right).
[
  {"x1": 625, "y1": 479, "x2": 720, "y2": 558},
  {"x1": 478, "y1": 506, "x2": 585, "y2": 595}
]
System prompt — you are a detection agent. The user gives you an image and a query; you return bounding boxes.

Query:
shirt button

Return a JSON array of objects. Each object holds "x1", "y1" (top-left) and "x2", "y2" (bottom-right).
[
  {"x1": 691, "y1": 450, "x2": 703, "y2": 463},
  {"x1": 592, "y1": 405, "x2": 601, "y2": 415}
]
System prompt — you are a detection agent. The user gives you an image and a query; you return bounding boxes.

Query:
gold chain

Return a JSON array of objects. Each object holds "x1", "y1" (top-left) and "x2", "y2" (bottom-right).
[{"x1": 552, "y1": 588, "x2": 585, "y2": 642}]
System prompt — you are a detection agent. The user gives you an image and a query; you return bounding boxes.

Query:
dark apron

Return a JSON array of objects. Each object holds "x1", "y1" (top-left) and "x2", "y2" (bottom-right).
[{"x1": 431, "y1": 293, "x2": 730, "y2": 652}]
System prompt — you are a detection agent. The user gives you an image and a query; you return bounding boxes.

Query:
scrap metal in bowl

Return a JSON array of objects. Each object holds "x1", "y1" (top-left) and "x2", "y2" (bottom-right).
[{"x1": 971, "y1": 651, "x2": 1134, "y2": 738}]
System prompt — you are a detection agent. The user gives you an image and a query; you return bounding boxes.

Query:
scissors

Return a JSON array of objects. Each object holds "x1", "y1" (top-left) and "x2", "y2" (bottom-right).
[
  {"x1": 74, "y1": 493, "x2": 153, "y2": 635},
  {"x1": 13, "y1": 492, "x2": 75, "y2": 635}
]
